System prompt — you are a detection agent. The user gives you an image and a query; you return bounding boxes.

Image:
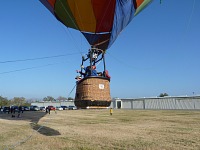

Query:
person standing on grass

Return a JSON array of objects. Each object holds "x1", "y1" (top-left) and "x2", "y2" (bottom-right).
[
  {"x1": 18, "y1": 106, "x2": 22, "y2": 118},
  {"x1": 46, "y1": 107, "x2": 48, "y2": 114},
  {"x1": 110, "y1": 108, "x2": 113, "y2": 116},
  {"x1": 11, "y1": 107, "x2": 15, "y2": 117},
  {"x1": 48, "y1": 107, "x2": 51, "y2": 114}
]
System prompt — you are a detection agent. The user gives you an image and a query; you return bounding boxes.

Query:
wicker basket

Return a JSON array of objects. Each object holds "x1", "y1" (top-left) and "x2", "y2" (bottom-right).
[{"x1": 75, "y1": 76, "x2": 111, "y2": 108}]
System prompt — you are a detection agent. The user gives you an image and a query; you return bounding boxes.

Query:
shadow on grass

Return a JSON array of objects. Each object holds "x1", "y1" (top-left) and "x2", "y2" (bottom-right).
[
  {"x1": 30, "y1": 122, "x2": 61, "y2": 136},
  {"x1": 0, "y1": 111, "x2": 60, "y2": 136}
]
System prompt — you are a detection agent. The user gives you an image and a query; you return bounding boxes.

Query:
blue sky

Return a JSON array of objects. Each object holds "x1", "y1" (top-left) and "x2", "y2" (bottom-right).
[{"x1": 0, "y1": 0, "x2": 199, "y2": 100}]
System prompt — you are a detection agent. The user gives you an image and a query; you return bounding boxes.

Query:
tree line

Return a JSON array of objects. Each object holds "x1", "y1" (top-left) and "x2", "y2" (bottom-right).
[
  {"x1": 0, "y1": 96, "x2": 30, "y2": 107},
  {"x1": 0, "y1": 96, "x2": 74, "y2": 107}
]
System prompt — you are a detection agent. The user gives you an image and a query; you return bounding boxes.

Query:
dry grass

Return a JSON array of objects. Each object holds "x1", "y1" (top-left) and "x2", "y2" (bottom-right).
[{"x1": 0, "y1": 109, "x2": 200, "y2": 150}]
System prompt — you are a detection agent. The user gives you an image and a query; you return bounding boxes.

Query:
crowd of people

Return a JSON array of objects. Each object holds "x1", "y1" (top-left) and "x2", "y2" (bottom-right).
[{"x1": 0, "y1": 106, "x2": 24, "y2": 118}]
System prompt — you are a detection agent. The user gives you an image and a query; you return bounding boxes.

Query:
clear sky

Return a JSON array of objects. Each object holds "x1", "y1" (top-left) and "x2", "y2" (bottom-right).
[{"x1": 0, "y1": 0, "x2": 199, "y2": 100}]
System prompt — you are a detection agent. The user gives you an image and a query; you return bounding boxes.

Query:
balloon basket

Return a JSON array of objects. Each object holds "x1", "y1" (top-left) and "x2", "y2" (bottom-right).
[{"x1": 75, "y1": 77, "x2": 111, "y2": 109}]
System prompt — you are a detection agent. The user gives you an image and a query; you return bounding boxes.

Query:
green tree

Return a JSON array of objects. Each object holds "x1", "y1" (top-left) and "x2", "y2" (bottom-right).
[
  {"x1": 43, "y1": 96, "x2": 55, "y2": 101},
  {"x1": 23, "y1": 102, "x2": 31, "y2": 106},
  {"x1": 0, "y1": 96, "x2": 9, "y2": 106},
  {"x1": 159, "y1": 93, "x2": 169, "y2": 97},
  {"x1": 11, "y1": 97, "x2": 26, "y2": 106},
  {"x1": 68, "y1": 97, "x2": 74, "y2": 100},
  {"x1": 57, "y1": 96, "x2": 68, "y2": 101}
]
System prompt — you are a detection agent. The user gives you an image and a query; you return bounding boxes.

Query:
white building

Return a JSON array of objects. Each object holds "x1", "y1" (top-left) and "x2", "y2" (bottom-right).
[
  {"x1": 32, "y1": 95, "x2": 200, "y2": 110},
  {"x1": 111, "y1": 95, "x2": 200, "y2": 110}
]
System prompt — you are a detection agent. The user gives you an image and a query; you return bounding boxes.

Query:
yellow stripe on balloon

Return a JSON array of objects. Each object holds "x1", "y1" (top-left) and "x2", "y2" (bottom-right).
[{"x1": 67, "y1": 0, "x2": 96, "y2": 32}]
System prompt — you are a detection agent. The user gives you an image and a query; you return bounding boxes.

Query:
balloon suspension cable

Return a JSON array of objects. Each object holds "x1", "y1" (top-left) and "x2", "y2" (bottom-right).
[
  {"x1": 95, "y1": 59, "x2": 102, "y2": 67},
  {"x1": 67, "y1": 84, "x2": 77, "y2": 98}
]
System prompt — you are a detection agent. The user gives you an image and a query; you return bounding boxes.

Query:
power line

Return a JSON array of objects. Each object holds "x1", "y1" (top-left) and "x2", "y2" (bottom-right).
[
  {"x1": 0, "y1": 52, "x2": 81, "y2": 64},
  {"x1": 186, "y1": 0, "x2": 196, "y2": 30},
  {"x1": 0, "y1": 62, "x2": 66, "y2": 75}
]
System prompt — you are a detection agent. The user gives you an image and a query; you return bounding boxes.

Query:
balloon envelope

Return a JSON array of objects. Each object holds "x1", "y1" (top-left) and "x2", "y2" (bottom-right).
[{"x1": 40, "y1": 0, "x2": 152, "y2": 51}]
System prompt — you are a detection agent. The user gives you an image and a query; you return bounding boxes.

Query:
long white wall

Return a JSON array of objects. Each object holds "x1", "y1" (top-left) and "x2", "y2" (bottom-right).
[
  {"x1": 113, "y1": 96, "x2": 200, "y2": 109},
  {"x1": 31, "y1": 101, "x2": 75, "y2": 107}
]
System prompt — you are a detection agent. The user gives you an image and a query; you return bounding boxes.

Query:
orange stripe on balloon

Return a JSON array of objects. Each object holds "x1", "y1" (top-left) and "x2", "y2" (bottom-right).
[{"x1": 136, "y1": 0, "x2": 144, "y2": 8}]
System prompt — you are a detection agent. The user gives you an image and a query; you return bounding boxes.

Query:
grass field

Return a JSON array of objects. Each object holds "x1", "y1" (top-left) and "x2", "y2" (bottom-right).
[{"x1": 0, "y1": 109, "x2": 200, "y2": 150}]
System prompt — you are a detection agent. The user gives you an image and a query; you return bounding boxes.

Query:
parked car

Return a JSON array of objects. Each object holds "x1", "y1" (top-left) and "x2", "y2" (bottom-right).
[
  {"x1": 68, "y1": 105, "x2": 77, "y2": 110},
  {"x1": 3, "y1": 106, "x2": 10, "y2": 113},
  {"x1": 40, "y1": 106, "x2": 46, "y2": 111},
  {"x1": 11, "y1": 106, "x2": 19, "y2": 112},
  {"x1": 22, "y1": 106, "x2": 30, "y2": 111},
  {"x1": 30, "y1": 105, "x2": 40, "y2": 111},
  {"x1": 47, "y1": 106, "x2": 56, "y2": 111},
  {"x1": 56, "y1": 106, "x2": 63, "y2": 111},
  {"x1": 61, "y1": 106, "x2": 68, "y2": 110}
]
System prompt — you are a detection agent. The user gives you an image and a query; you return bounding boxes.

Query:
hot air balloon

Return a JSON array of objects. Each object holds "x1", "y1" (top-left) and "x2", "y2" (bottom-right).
[{"x1": 40, "y1": 0, "x2": 152, "y2": 109}]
